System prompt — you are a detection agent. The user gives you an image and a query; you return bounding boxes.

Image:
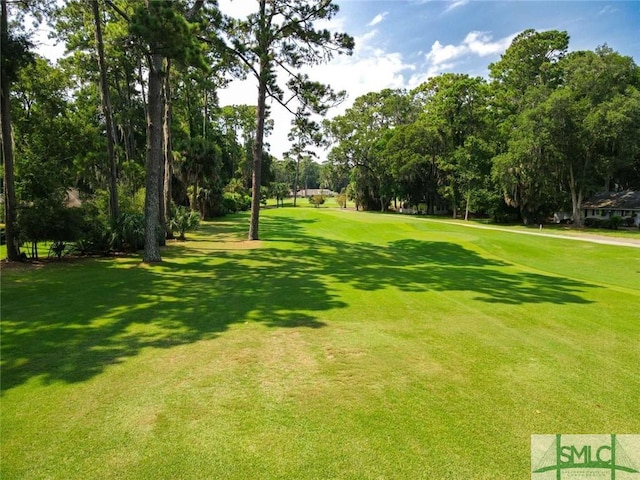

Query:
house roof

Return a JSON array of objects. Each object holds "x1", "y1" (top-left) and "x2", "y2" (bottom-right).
[
  {"x1": 295, "y1": 188, "x2": 338, "y2": 197},
  {"x1": 65, "y1": 188, "x2": 83, "y2": 208},
  {"x1": 582, "y1": 190, "x2": 640, "y2": 210}
]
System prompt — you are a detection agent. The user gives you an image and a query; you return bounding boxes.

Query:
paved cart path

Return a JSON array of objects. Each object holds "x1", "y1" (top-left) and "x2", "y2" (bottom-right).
[{"x1": 427, "y1": 218, "x2": 640, "y2": 248}]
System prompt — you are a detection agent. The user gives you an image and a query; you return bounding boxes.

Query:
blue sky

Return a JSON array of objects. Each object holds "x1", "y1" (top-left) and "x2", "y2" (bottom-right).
[
  {"x1": 334, "y1": 0, "x2": 639, "y2": 81},
  {"x1": 217, "y1": 0, "x2": 640, "y2": 158}
]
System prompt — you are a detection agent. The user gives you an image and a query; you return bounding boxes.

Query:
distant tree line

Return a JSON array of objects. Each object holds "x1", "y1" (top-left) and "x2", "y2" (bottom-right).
[
  {"x1": 2, "y1": 2, "x2": 638, "y2": 264},
  {"x1": 324, "y1": 30, "x2": 640, "y2": 225}
]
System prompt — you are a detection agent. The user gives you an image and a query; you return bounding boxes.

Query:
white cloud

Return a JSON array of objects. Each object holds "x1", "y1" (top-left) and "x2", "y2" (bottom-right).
[
  {"x1": 217, "y1": 0, "x2": 256, "y2": 19},
  {"x1": 426, "y1": 40, "x2": 467, "y2": 65},
  {"x1": 464, "y1": 31, "x2": 515, "y2": 57},
  {"x1": 444, "y1": 0, "x2": 469, "y2": 13},
  {"x1": 368, "y1": 12, "x2": 388, "y2": 27},
  {"x1": 597, "y1": 5, "x2": 617, "y2": 16},
  {"x1": 425, "y1": 31, "x2": 516, "y2": 70},
  {"x1": 359, "y1": 29, "x2": 378, "y2": 44}
]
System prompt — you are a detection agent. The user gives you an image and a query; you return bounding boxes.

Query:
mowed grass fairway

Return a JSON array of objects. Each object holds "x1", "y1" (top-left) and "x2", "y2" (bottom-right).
[{"x1": 2, "y1": 207, "x2": 639, "y2": 479}]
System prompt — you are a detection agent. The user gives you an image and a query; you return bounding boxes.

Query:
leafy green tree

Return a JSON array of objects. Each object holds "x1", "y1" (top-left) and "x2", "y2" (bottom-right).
[
  {"x1": 287, "y1": 117, "x2": 321, "y2": 206},
  {"x1": 384, "y1": 119, "x2": 443, "y2": 214},
  {"x1": 489, "y1": 29, "x2": 569, "y2": 111},
  {"x1": 554, "y1": 47, "x2": 640, "y2": 225},
  {"x1": 11, "y1": 56, "x2": 90, "y2": 254},
  {"x1": 327, "y1": 89, "x2": 413, "y2": 211},
  {"x1": 491, "y1": 105, "x2": 560, "y2": 224},
  {"x1": 216, "y1": 104, "x2": 267, "y2": 189},
  {"x1": 175, "y1": 135, "x2": 225, "y2": 218},
  {"x1": 222, "y1": 0, "x2": 354, "y2": 239},
  {"x1": 270, "y1": 182, "x2": 290, "y2": 208},
  {"x1": 128, "y1": 0, "x2": 209, "y2": 261},
  {"x1": 91, "y1": 0, "x2": 119, "y2": 222},
  {"x1": 411, "y1": 74, "x2": 494, "y2": 218},
  {"x1": 489, "y1": 29, "x2": 570, "y2": 223}
]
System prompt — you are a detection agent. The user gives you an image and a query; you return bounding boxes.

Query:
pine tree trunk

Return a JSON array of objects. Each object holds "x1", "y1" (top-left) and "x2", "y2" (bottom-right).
[
  {"x1": 1, "y1": 0, "x2": 20, "y2": 261},
  {"x1": 248, "y1": 74, "x2": 266, "y2": 240},
  {"x1": 464, "y1": 191, "x2": 471, "y2": 221},
  {"x1": 158, "y1": 139, "x2": 166, "y2": 247},
  {"x1": 92, "y1": 0, "x2": 119, "y2": 222},
  {"x1": 163, "y1": 59, "x2": 174, "y2": 240},
  {"x1": 143, "y1": 53, "x2": 164, "y2": 262},
  {"x1": 293, "y1": 155, "x2": 300, "y2": 207},
  {"x1": 248, "y1": 1, "x2": 269, "y2": 241},
  {"x1": 569, "y1": 163, "x2": 583, "y2": 227}
]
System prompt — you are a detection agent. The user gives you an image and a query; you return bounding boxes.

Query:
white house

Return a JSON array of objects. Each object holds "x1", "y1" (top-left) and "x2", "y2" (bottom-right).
[
  {"x1": 294, "y1": 188, "x2": 338, "y2": 198},
  {"x1": 581, "y1": 190, "x2": 640, "y2": 226}
]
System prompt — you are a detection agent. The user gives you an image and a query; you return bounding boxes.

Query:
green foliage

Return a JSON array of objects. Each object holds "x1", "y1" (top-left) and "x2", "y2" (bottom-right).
[
  {"x1": 225, "y1": 0, "x2": 354, "y2": 239},
  {"x1": 222, "y1": 192, "x2": 251, "y2": 214},
  {"x1": 309, "y1": 195, "x2": 325, "y2": 207},
  {"x1": 17, "y1": 204, "x2": 84, "y2": 259},
  {"x1": 169, "y1": 205, "x2": 200, "y2": 241},
  {"x1": 71, "y1": 204, "x2": 113, "y2": 256},
  {"x1": 270, "y1": 182, "x2": 290, "y2": 207},
  {"x1": 82, "y1": 187, "x2": 146, "y2": 254},
  {"x1": 336, "y1": 192, "x2": 347, "y2": 208},
  {"x1": 129, "y1": 0, "x2": 208, "y2": 70},
  {"x1": 610, "y1": 215, "x2": 623, "y2": 230},
  {"x1": 327, "y1": 89, "x2": 414, "y2": 211},
  {"x1": 112, "y1": 211, "x2": 145, "y2": 252},
  {"x1": 582, "y1": 216, "x2": 633, "y2": 230},
  {"x1": 260, "y1": 186, "x2": 269, "y2": 206},
  {"x1": 0, "y1": 29, "x2": 34, "y2": 84},
  {"x1": 48, "y1": 240, "x2": 70, "y2": 260}
]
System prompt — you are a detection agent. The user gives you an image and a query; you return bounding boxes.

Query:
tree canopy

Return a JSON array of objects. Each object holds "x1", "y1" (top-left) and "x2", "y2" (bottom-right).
[{"x1": 3, "y1": 13, "x2": 640, "y2": 262}]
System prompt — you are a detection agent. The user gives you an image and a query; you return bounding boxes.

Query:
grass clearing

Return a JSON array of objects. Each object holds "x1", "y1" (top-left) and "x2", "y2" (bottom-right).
[{"x1": 2, "y1": 206, "x2": 639, "y2": 479}]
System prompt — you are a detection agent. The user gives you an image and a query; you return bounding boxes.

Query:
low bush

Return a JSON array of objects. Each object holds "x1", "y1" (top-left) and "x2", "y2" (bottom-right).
[
  {"x1": 169, "y1": 206, "x2": 200, "y2": 241},
  {"x1": 222, "y1": 192, "x2": 251, "y2": 214},
  {"x1": 111, "y1": 212, "x2": 145, "y2": 252},
  {"x1": 309, "y1": 195, "x2": 326, "y2": 208},
  {"x1": 17, "y1": 203, "x2": 84, "y2": 259},
  {"x1": 609, "y1": 215, "x2": 623, "y2": 230}
]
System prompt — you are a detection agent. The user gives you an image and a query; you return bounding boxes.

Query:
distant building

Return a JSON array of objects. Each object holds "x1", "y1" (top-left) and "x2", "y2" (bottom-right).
[
  {"x1": 582, "y1": 190, "x2": 640, "y2": 226},
  {"x1": 65, "y1": 188, "x2": 83, "y2": 208},
  {"x1": 294, "y1": 188, "x2": 338, "y2": 198}
]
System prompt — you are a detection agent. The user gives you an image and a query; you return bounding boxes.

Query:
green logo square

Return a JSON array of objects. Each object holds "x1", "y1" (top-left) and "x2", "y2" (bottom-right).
[{"x1": 532, "y1": 434, "x2": 640, "y2": 479}]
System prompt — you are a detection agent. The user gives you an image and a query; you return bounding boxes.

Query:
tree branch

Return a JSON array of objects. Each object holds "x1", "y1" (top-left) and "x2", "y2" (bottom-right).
[{"x1": 104, "y1": 0, "x2": 129, "y2": 22}]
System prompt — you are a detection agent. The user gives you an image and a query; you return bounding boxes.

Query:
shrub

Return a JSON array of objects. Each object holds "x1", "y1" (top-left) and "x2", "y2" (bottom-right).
[
  {"x1": 585, "y1": 217, "x2": 598, "y2": 228},
  {"x1": 309, "y1": 195, "x2": 326, "y2": 208},
  {"x1": 336, "y1": 193, "x2": 347, "y2": 208},
  {"x1": 17, "y1": 203, "x2": 84, "y2": 259},
  {"x1": 169, "y1": 206, "x2": 200, "y2": 241},
  {"x1": 72, "y1": 205, "x2": 113, "y2": 256},
  {"x1": 584, "y1": 217, "x2": 614, "y2": 229},
  {"x1": 222, "y1": 192, "x2": 251, "y2": 214},
  {"x1": 609, "y1": 215, "x2": 623, "y2": 230},
  {"x1": 48, "y1": 241, "x2": 70, "y2": 260},
  {"x1": 112, "y1": 212, "x2": 145, "y2": 252}
]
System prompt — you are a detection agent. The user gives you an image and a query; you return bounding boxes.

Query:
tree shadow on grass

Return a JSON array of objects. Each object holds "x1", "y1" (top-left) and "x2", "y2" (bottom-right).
[{"x1": 0, "y1": 213, "x2": 594, "y2": 393}]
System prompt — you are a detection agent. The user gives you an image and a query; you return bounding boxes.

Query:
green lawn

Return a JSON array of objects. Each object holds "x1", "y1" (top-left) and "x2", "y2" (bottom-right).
[{"x1": 1, "y1": 206, "x2": 639, "y2": 479}]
